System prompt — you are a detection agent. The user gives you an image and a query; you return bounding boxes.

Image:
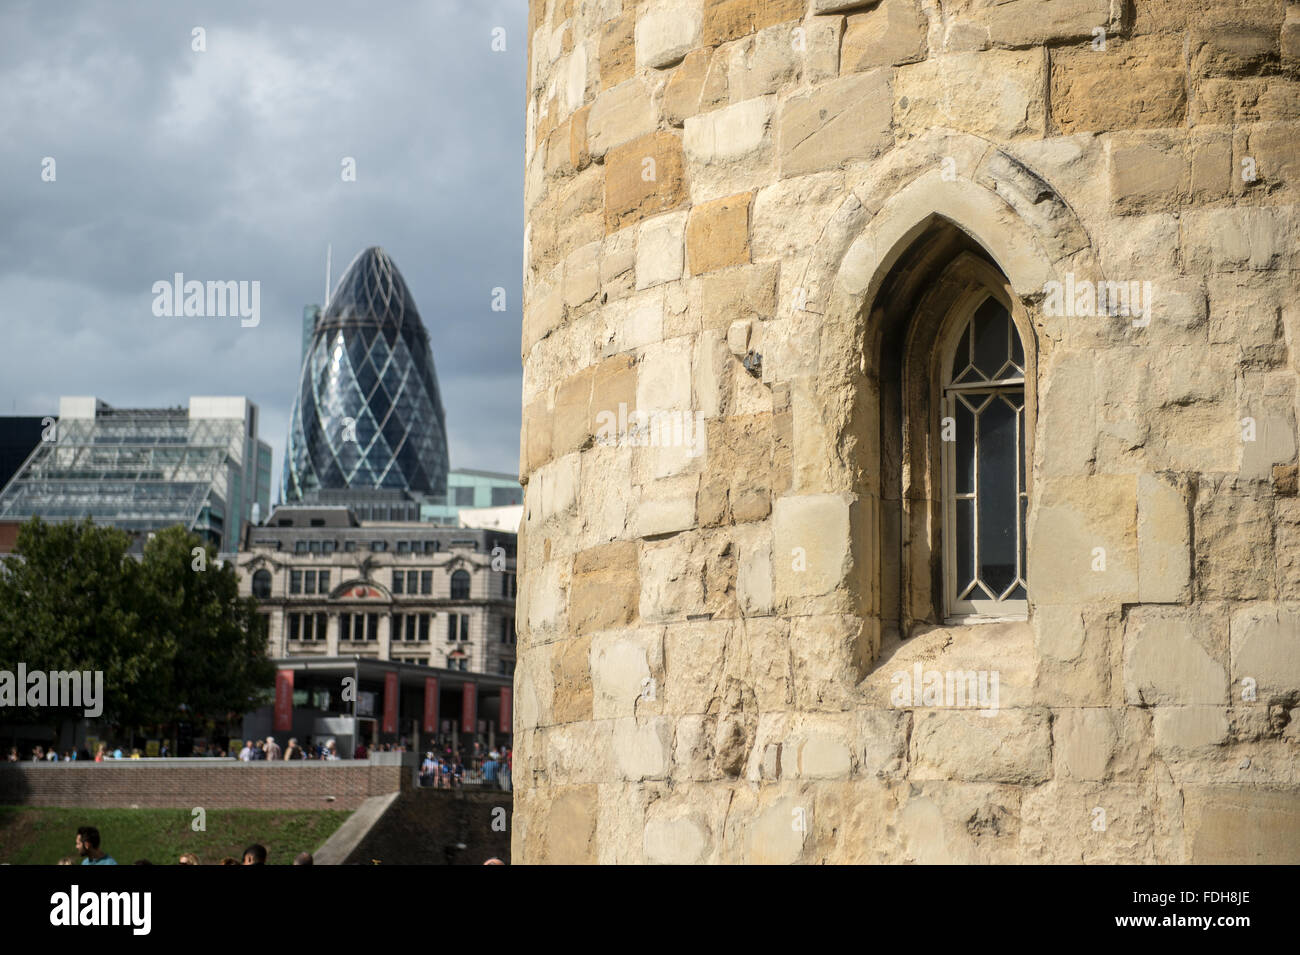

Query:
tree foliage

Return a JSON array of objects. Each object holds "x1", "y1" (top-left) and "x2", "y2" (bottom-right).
[{"x1": 0, "y1": 518, "x2": 272, "y2": 730}]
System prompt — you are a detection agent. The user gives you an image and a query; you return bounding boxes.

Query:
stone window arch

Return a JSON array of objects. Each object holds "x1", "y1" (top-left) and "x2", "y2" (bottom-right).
[
  {"x1": 450, "y1": 569, "x2": 471, "y2": 600},
  {"x1": 251, "y1": 568, "x2": 272, "y2": 599},
  {"x1": 873, "y1": 236, "x2": 1037, "y2": 637}
]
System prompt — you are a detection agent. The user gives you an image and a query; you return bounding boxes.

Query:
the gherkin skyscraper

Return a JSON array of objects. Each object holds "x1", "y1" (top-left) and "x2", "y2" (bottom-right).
[{"x1": 282, "y1": 247, "x2": 449, "y2": 502}]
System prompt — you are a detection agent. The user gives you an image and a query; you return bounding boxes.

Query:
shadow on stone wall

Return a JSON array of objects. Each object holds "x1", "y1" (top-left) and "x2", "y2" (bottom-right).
[{"x1": 344, "y1": 787, "x2": 512, "y2": 865}]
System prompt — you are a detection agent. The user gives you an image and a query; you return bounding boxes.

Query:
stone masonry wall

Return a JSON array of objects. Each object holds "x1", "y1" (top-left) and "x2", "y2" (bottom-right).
[
  {"x1": 517, "y1": 0, "x2": 1300, "y2": 863},
  {"x1": 0, "y1": 760, "x2": 409, "y2": 810}
]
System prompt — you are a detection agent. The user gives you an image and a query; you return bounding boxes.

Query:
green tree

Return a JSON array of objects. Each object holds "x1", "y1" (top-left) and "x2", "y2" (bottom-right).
[
  {"x1": 0, "y1": 518, "x2": 274, "y2": 742},
  {"x1": 137, "y1": 526, "x2": 273, "y2": 724},
  {"x1": 0, "y1": 518, "x2": 165, "y2": 733}
]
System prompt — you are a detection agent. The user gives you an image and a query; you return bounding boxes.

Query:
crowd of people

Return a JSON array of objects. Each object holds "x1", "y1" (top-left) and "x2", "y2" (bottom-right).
[
  {"x1": 419, "y1": 742, "x2": 512, "y2": 790},
  {"x1": 58, "y1": 826, "x2": 313, "y2": 866},
  {"x1": 9, "y1": 737, "x2": 513, "y2": 791},
  {"x1": 58, "y1": 824, "x2": 504, "y2": 865}
]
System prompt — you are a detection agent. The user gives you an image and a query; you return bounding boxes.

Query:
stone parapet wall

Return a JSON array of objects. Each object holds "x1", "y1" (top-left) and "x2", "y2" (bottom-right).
[
  {"x1": 517, "y1": 0, "x2": 1300, "y2": 863},
  {"x1": 0, "y1": 760, "x2": 409, "y2": 811}
]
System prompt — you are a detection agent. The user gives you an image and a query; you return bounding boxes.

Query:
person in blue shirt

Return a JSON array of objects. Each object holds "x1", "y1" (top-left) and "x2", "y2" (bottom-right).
[{"x1": 76, "y1": 826, "x2": 117, "y2": 865}]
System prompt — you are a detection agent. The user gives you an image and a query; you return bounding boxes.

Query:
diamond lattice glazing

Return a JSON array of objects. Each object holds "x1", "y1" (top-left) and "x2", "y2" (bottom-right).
[{"x1": 283, "y1": 247, "x2": 449, "y2": 501}]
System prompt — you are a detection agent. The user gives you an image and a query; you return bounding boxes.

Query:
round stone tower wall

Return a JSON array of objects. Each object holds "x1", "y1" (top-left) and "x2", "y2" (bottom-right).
[{"x1": 517, "y1": 0, "x2": 1300, "y2": 863}]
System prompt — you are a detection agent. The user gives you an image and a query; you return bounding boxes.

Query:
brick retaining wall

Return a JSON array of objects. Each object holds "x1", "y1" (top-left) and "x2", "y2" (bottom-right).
[{"x1": 0, "y1": 759, "x2": 411, "y2": 810}]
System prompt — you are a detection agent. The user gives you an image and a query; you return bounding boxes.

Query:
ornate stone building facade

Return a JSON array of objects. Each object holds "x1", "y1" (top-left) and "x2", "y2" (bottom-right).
[
  {"x1": 238, "y1": 507, "x2": 518, "y2": 676},
  {"x1": 517, "y1": 0, "x2": 1300, "y2": 863}
]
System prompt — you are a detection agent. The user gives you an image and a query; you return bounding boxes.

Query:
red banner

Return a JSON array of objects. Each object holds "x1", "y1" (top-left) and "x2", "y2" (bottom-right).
[
  {"x1": 382, "y1": 671, "x2": 399, "y2": 734},
  {"x1": 423, "y1": 677, "x2": 439, "y2": 733},
  {"x1": 273, "y1": 669, "x2": 294, "y2": 731},
  {"x1": 461, "y1": 682, "x2": 477, "y2": 733},
  {"x1": 499, "y1": 687, "x2": 512, "y2": 734}
]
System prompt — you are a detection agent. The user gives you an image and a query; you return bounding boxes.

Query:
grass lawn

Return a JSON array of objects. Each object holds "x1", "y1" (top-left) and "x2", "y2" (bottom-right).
[{"x1": 0, "y1": 806, "x2": 352, "y2": 865}]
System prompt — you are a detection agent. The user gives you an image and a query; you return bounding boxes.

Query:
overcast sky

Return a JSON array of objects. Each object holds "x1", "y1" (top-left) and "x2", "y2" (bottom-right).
[{"x1": 0, "y1": 0, "x2": 527, "y2": 498}]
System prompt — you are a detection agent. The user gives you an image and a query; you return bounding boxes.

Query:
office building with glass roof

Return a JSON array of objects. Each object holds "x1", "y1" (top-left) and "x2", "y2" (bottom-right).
[{"x1": 0, "y1": 395, "x2": 272, "y2": 555}]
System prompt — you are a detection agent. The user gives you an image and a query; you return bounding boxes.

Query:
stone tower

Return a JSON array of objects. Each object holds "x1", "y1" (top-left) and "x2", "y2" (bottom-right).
[{"x1": 517, "y1": 0, "x2": 1300, "y2": 863}]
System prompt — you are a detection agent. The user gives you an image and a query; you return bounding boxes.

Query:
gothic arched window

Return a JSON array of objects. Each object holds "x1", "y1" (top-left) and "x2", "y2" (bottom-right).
[{"x1": 941, "y1": 294, "x2": 1028, "y2": 618}]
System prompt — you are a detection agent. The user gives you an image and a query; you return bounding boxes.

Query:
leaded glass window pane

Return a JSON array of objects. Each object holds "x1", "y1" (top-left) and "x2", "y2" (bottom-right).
[{"x1": 945, "y1": 296, "x2": 1028, "y2": 616}]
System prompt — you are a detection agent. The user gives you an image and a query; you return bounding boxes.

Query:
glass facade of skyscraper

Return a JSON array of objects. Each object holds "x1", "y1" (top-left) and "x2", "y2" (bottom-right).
[{"x1": 282, "y1": 247, "x2": 449, "y2": 503}]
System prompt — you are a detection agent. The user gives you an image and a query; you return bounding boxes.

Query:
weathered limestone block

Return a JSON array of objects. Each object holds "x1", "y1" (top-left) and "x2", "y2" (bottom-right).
[
  {"x1": 590, "y1": 627, "x2": 664, "y2": 720},
  {"x1": 1277, "y1": 498, "x2": 1300, "y2": 600},
  {"x1": 1182, "y1": 206, "x2": 1293, "y2": 273},
  {"x1": 790, "y1": 614, "x2": 872, "y2": 710},
  {"x1": 772, "y1": 493, "x2": 852, "y2": 600},
  {"x1": 692, "y1": 261, "x2": 779, "y2": 329},
  {"x1": 981, "y1": 0, "x2": 1111, "y2": 48},
  {"x1": 535, "y1": 452, "x2": 580, "y2": 522},
  {"x1": 664, "y1": 50, "x2": 724, "y2": 126},
  {"x1": 779, "y1": 714, "x2": 857, "y2": 779},
  {"x1": 1026, "y1": 475, "x2": 1138, "y2": 605},
  {"x1": 894, "y1": 782, "x2": 1025, "y2": 863},
  {"x1": 636, "y1": 2, "x2": 702, "y2": 70},
  {"x1": 599, "y1": 12, "x2": 635, "y2": 90},
  {"x1": 1137, "y1": 472, "x2": 1192, "y2": 604},
  {"x1": 1019, "y1": 779, "x2": 1179, "y2": 863},
  {"x1": 1184, "y1": 787, "x2": 1300, "y2": 863},
  {"x1": 702, "y1": 0, "x2": 806, "y2": 48},
  {"x1": 727, "y1": 22, "x2": 804, "y2": 102},
  {"x1": 1051, "y1": 36, "x2": 1187, "y2": 133},
  {"x1": 635, "y1": 211, "x2": 687, "y2": 289},
  {"x1": 750, "y1": 171, "x2": 845, "y2": 262},
  {"x1": 612, "y1": 716, "x2": 675, "y2": 780},
  {"x1": 1035, "y1": 350, "x2": 1096, "y2": 477},
  {"x1": 779, "y1": 70, "x2": 893, "y2": 177},
  {"x1": 1231, "y1": 605, "x2": 1300, "y2": 702},
  {"x1": 570, "y1": 541, "x2": 640, "y2": 634},
  {"x1": 1033, "y1": 608, "x2": 1119, "y2": 707},
  {"x1": 858, "y1": 708, "x2": 910, "y2": 777},
  {"x1": 911, "y1": 709, "x2": 1052, "y2": 784},
  {"x1": 1123, "y1": 606, "x2": 1229, "y2": 706},
  {"x1": 1054, "y1": 708, "x2": 1117, "y2": 780},
  {"x1": 1152, "y1": 706, "x2": 1230, "y2": 752},
  {"x1": 639, "y1": 535, "x2": 706, "y2": 621},
  {"x1": 643, "y1": 812, "x2": 712, "y2": 864},
  {"x1": 586, "y1": 77, "x2": 657, "y2": 161},
  {"x1": 1192, "y1": 75, "x2": 1300, "y2": 125},
  {"x1": 1194, "y1": 478, "x2": 1276, "y2": 602},
  {"x1": 551, "y1": 632, "x2": 595, "y2": 724},
  {"x1": 840, "y1": 0, "x2": 926, "y2": 72},
  {"x1": 895, "y1": 50, "x2": 1046, "y2": 140},
  {"x1": 542, "y1": 785, "x2": 599, "y2": 863},
  {"x1": 562, "y1": 240, "x2": 600, "y2": 308},
  {"x1": 1190, "y1": 25, "x2": 1277, "y2": 76},
  {"x1": 604, "y1": 132, "x2": 689, "y2": 233},
  {"x1": 551, "y1": 367, "x2": 594, "y2": 457},
  {"x1": 684, "y1": 95, "x2": 777, "y2": 201},
  {"x1": 544, "y1": 721, "x2": 616, "y2": 784},
  {"x1": 687, "y1": 192, "x2": 752, "y2": 274}
]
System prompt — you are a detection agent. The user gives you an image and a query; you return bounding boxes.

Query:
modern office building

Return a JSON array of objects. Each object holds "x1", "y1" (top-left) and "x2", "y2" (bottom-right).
[
  {"x1": 282, "y1": 246, "x2": 450, "y2": 503},
  {"x1": 237, "y1": 504, "x2": 517, "y2": 677},
  {"x1": 0, "y1": 396, "x2": 272, "y2": 555},
  {"x1": 421, "y1": 468, "x2": 523, "y2": 525},
  {"x1": 0, "y1": 415, "x2": 45, "y2": 493}
]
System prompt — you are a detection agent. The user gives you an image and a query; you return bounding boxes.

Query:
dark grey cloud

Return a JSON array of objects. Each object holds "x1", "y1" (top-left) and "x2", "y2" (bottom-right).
[{"x1": 0, "y1": 0, "x2": 527, "y2": 492}]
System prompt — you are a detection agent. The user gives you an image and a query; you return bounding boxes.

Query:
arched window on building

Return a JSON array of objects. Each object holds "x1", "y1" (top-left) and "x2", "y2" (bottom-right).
[
  {"x1": 252, "y1": 569, "x2": 272, "y2": 599},
  {"x1": 450, "y1": 569, "x2": 471, "y2": 600},
  {"x1": 940, "y1": 294, "x2": 1027, "y2": 617},
  {"x1": 869, "y1": 232, "x2": 1036, "y2": 637}
]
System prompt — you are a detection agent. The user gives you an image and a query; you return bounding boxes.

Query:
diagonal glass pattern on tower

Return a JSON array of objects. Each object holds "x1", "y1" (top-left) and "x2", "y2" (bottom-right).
[{"x1": 283, "y1": 247, "x2": 448, "y2": 502}]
